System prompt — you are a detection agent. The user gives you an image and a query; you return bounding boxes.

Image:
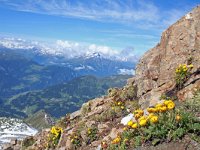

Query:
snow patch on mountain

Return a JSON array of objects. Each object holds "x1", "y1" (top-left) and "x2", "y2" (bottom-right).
[
  {"x1": 74, "y1": 65, "x2": 96, "y2": 71},
  {"x1": 118, "y1": 69, "x2": 135, "y2": 75},
  {"x1": 0, "y1": 117, "x2": 38, "y2": 148}
]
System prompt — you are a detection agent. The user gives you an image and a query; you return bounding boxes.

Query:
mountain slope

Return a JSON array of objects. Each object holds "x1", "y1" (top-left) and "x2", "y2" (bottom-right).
[
  {"x1": 0, "y1": 49, "x2": 77, "y2": 99},
  {"x1": 24, "y1": 110, "x2": 55, "y2": 130},
  {"x1": 5, "y1": 75, "x2": 131, "y2": 118},
  {"x1": 66, "y1": 52, "x2": 135, "y2": 76}
]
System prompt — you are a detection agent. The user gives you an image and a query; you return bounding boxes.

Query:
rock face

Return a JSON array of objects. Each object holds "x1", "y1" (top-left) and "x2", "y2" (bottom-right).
[{"x1": 133, "y1": 6, "x2": 200, "y2": 108}]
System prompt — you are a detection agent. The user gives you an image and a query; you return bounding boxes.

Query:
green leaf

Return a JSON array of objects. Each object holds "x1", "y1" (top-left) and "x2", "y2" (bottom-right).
[{"x1": 152, "y1": 139, "x2": 160, "y2": 146}]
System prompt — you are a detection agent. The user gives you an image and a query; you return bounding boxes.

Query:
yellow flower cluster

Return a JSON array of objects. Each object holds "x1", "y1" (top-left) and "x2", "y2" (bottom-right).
[
  {"x1": 126, "y1": 100, "x2": 176, "y2": 130},
  {"x1": 147, "y1": 100, "x2": 175, "y2": 113},
  {"x1": 175, "y1": 64, "x2": 193, "y2": 73},
  {"x1": 150, "y1": 115, "x2": 158, "y2": 124},
  {"x1": 47, "y1": 126, "x2": 63, "y2": 148},
  {"x1": 112, "y1": 100, "x2": 125, "y2": 110},
  {"x1": 134, "y1": 109, "x2": 144, "y2": 119},
  {"x1": 87, "y1": 128, "x2": 91, "y2": 134},
  {"x1": 117, "y1": 101, "x2": 125, "y2": 110},
  {"x1": 69, "y1": 133, "x2": 80, "y2": 143},
  {"x1": 50, "y1": 126, "x2": 63, "y2": 138},
  {"x1": 111, "y1": 136, "x2": 121, "y2": 144}
]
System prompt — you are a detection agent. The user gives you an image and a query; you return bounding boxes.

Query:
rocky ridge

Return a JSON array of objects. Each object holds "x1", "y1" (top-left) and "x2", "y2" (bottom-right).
[
  {"x1": 4, "y1": 5, "x2": 200, "y2": 150},
  {"x1": 133, "y1": 6, "x2": 200, "y2": 108}
]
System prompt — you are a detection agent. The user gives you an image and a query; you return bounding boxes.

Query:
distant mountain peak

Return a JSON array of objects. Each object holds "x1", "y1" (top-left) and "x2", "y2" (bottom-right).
[
  {"x1": 84, "y1": 52, "x2": 102, "y2": 59},
  {"x1": 0, "y1": 37, "x2": 138, "y2": 63}
]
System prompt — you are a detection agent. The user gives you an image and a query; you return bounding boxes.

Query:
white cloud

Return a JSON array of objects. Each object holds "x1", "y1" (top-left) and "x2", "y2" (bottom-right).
[
  {"x1": 0, "y1": 37, "x2": 138, "y2": 62},
  {"x1": 56, "y1": 40, "x2": 79, "y2": 48},
  {"x1": 0, "y1": 0, "x2": 194, "y2": 31},
  {"x1": 88, "y1": 44, "x2": 119, "y2": 56},
  {"x1": 0, "y1": 0, "x2": 160, "y2": 26}
]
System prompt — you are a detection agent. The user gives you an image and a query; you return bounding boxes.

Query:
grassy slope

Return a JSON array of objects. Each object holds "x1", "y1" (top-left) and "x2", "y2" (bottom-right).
[{"x1": 5, "y1": 75, "x2": 131, "y2": 118}]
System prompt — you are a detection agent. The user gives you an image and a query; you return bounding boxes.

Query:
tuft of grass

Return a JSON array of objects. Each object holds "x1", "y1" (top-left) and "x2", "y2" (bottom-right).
[{"x1": 22, "y1": 137, "x2": 35, "y2": 150}]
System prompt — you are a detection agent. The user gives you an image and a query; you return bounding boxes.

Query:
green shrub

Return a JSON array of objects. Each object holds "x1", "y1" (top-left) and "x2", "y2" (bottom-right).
[
  {"x1": 81, "y1": 102, "x2": 91, "y2": 116},
  {"x1": 86, "y1": 126, "x2": 99, "y2": 144},
  {"x1": 108, "y1": 88, "x2": 119, "y2": 97},
  {"x1": 175, "y1": 64, "x2": 193, "y2": 88},
  {"x1": 183, "y1": 90, "x2": 200, "y2": 115},
  {"x1": 22, "y1": 137, "x2": 35, "y2": 150}
]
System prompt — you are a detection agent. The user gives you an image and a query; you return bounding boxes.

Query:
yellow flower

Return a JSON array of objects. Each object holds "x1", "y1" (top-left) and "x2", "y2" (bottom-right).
[
  {"x1": 139, "y1": 119, "x2": 147, "y2": 127},
  {"x1": 111, "y1": 106, "x2": 115, "y2": 110},
  {"x1": 112, "y1": 136, "x2": 121, "y2": 144},
  {"x1": 155, "y1": 103, "x2": 163, "y2": 108},
  {"x1": 147, "y1": 113, "x2": 155, "y2": 119},
  {"x1": 131, "y1": 123, "x2": 138, "y2": 129},
  {"x1": 134, "y1": 109, "x2": 144, "y2": 116},
  {"x1": 183, "y1": 66, "x2": 186, "y2": 69},
  {"x1": 127, "y1": 120, "x2": 133, "y2": 126},
  {"x1": 167, "y1": 102, "x2": 175, "y2": 110},
  {"x1": 176, "y1": 68, "x2": 180, "y2": 73},
  {"x1": 183, "y1": 64, "x2": 187, "y2": 68},
  {"x1": 118, "y1": 102, "x2": 122, "y2": 106},
  {"x1": 164, "y1": 100, "x2": 173, "y2": 105},
  {"x1": 176, "y1": 115, "x2": 181, "y2": 121},
  {"x1": 116, "y1": 137, "x2": 121, "y2": 143},
  {"x1": 139, "y1": 116, "x2": 147, "y2": 121},
  {"x1": 160, "y1": 106, "x2": 167, "y2": 112},
  {"x1": 156, "y1": 106, "x2": 162, "y2": 112},
  {"x1": 183, "y1": 68, "x2": 188, "y2": 72},
  {"x1": 150, "y1": 116, "x2": 158, "y2": 124},
  {"x1": 134, "y1": 113, "x2": 141, "y2": 120},
  {"x1": 188, "y1": 64, "x2": 193, "y2": 68},
  {"x1": 147, "y1": 107, "x2": 155, "y2": 113},
  {"x1": 71, "y1": 139, "x2": 74, "y2": 143},
  {"x1": 123, "y1": 127, "x2": 128, "y2": 131},
  {"x1": 121, "y1": 106, "x2": 125, "y2": 109}
]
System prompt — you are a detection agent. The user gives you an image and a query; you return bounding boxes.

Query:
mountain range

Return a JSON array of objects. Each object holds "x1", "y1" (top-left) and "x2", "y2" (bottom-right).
[
  {"x1": 0, "y1": 46, "x2": 135, "y2": 98},
  {"x1": 0, "y1": 44, "x2": 135, "y2": 119}
]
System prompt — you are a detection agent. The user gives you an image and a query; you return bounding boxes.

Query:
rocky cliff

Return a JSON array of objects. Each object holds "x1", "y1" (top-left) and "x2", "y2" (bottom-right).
[
  {"x1": 4, "y1": 5, "x2": 200, "y2": 150},
  {"x1": 133, "y1": 5, "x2": 200, "y2": 108}
]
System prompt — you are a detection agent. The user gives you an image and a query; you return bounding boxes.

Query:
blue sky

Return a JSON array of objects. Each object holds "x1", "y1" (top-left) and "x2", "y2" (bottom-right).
[{"x1": 0, "y1": 0, "x2": 199, "y2": 56}]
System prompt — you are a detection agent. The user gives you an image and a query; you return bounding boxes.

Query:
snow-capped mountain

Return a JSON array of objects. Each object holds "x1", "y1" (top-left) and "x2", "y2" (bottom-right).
[
  {"x1": 0, "y1": 37, "x2": 137, "y2": 76},
  {"x1": 0, "y1": 117, "x2": 37, "y2": 148},
  {"x1": 0, "y1": 37, "x2": 138, "y2": 63},
  {"x1": 66, "y1": 52, "x2": 135, "y2": 76}
]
